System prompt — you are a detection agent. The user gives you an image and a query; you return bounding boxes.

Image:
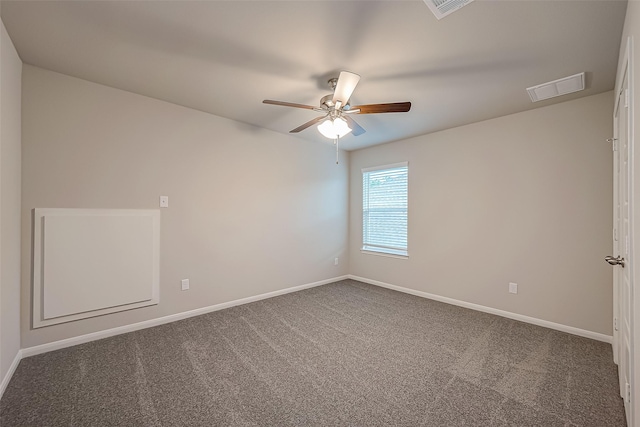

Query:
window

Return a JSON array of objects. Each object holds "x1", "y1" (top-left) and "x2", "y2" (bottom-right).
[{"x1": 362, "y1": 162, "x2": 408, "y2": 257}]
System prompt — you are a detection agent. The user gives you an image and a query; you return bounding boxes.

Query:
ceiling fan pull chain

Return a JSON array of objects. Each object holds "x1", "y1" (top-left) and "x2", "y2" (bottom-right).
[{"x1": 335, "y1": 136, "x2": 339, "y2": 164}]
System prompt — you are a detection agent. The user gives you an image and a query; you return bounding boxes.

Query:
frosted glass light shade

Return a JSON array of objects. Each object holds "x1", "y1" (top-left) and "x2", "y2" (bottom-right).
[{"x1": 318, "y1": 117, "x2": 352, "y2": 139}]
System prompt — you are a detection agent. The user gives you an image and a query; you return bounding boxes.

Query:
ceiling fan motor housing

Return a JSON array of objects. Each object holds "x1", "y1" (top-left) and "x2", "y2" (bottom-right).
[
  {"x1": 320, "y1": 94, "x2": 334, "y2": 109},
  {"x1": 320, "y1": 94, "x2": 351, "y2": 111}
]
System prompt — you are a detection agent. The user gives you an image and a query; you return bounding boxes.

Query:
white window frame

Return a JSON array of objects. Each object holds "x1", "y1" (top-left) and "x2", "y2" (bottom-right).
[{"x1": 361, "y1": 162, "x2": 409, "y2": 259}]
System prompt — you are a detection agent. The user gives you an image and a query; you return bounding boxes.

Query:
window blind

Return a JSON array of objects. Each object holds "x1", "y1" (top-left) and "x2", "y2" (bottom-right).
[{"x1": 362, "y1": 163, "x2": 408, "y2": 257}]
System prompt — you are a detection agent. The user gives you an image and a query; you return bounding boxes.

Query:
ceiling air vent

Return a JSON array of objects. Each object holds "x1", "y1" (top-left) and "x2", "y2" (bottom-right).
[
  {"x1": 423, "y1": 0, "x2": 474, "y2": 20},
  {"x1": 526, "y1": 72, "x2": 585, "y2": 102}
]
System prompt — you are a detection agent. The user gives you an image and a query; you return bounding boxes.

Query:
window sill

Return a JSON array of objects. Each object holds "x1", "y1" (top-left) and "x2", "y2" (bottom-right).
[{"x1": 361, "y1": 248, "x2": 409, "y2": 260}]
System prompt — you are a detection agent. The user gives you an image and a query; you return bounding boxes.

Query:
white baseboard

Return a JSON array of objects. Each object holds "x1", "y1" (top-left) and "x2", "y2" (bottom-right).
[
  {"x1": 0, "y1": 349, "x2": 23, "y2": 400},
  {"x1": 348, "y1": 275, "x2": 613, "y2": 344},
  {"x1": 21, "y1": 275, "x2": 349, "y2": 359},
  {"x1": 15, "y1": 272, "x2": 611, "y2": 384}
]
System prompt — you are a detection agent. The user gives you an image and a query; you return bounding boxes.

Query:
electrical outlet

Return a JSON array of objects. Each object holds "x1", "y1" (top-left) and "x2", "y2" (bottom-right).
[
  {"x1": 181, "y1": 279, "x2": 189, "y2": 291},
  {"x1": 160, "y1": 196, "x2": 169, "y2": 208},
  {"x1": 334, "y1": 257, "x2": 339, "y2": 266},
  {"x1": 509, "y1": 282, "x2": 518, "y2": 294}
]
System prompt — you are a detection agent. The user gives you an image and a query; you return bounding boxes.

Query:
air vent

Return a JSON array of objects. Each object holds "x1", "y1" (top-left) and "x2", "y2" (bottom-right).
[
  {"x1": 423, "y1": 0, "x2": 474, "y2": 20},
  {"x1": 526, "y1": 72, "x2": 585, "y2": 102}
]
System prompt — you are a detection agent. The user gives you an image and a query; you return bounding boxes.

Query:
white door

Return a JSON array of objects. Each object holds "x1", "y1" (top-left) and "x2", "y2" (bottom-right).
[{"x1": 611, "y1": 57, "x2": 633, "y2": 427}]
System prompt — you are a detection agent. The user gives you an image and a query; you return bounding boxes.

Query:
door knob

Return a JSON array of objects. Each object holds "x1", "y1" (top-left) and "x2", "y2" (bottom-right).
[{"x1": 605, "y1": 255, "x2": 625, "y2": 267}]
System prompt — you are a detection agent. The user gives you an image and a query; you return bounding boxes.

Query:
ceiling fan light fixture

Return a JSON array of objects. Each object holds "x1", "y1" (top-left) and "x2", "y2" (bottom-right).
[{"x1": 318, "y1": 117, "x2": 352, "y2": 139}]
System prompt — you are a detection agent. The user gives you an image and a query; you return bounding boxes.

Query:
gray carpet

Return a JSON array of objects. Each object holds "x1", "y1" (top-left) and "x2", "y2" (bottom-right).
[{"x1": 0, "y1": 279, "x2": 627, "y2": 426}]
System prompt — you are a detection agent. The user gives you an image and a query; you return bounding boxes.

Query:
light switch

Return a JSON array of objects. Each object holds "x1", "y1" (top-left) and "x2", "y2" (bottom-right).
[{"x1": 159, "y1": 196, "x2": 169, "y2": 208}]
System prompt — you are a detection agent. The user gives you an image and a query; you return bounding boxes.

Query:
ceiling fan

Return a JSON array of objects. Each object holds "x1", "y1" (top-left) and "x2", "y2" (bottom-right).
[{"x1": 263, "y1": 71, "x2": 411, "y2": 140}]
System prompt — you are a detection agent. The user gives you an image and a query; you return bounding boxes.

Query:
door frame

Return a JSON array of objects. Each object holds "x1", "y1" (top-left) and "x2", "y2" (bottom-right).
[
  {"x1": 613, "y1": 35, "x2": 636, "y2": 427},
  {"x1": 614, "y1": 72, "x2": 621, "y2": 366}
]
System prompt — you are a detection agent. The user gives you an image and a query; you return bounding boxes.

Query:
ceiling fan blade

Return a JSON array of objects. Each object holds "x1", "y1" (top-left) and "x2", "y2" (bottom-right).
[
  {"x1": 290, "y1": 116, "x2": 327, "y2": 133},
  {"x1": 332, "y1": 71, "x2": 361, "y2": 106},
  {"x1": 343, "y1": 115, "x2": 366, "y2": 136},
  {"x1": 350, "y1": 102, "x2": 412, "y2": 114},
  {"x1": 263, "y1": 99, "x2": 317, "y2": 110}
]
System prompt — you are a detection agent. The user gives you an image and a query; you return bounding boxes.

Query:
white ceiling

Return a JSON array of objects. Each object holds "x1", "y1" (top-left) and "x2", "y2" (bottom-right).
[{"x1": 0, "y1": 0, "x2": 628, "y2": 151}]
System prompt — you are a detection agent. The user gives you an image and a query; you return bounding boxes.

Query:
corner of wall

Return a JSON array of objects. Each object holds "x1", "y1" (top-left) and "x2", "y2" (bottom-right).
[{"x1": 0, "y1": 18, "x2": 23, "y2": 398}]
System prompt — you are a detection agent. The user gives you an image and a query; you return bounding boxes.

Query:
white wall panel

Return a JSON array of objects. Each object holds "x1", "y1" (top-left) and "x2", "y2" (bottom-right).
[{"x1": 33, "y1": 209, "x2": 160, "y2": 328}]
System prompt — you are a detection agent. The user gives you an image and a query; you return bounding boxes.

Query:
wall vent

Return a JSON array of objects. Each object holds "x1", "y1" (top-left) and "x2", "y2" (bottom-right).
[
  {"x1": 526, "y1": 72, "x2": 585, "y2": 102},
  {"x1": 423, "y1": 0, "x2": 474, "y2": 20}
]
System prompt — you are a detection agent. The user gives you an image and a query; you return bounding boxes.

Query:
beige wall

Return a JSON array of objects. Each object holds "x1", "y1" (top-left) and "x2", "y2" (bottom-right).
[
  {"x1": 349, "y1": 91, "x2": 614, "y2": 335},
  {"x1": 0, "y1": 20, "x2": 22, "y2": 384},
  {"x1": 21, "y1": 65, "x2": 349, "y2": 348},
  {"x1": 13, "y1": 41, "x2": 618, "y2": 351},
  {"x1": 616, "y1": 2, "x2": 640, "y2": 422}
]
